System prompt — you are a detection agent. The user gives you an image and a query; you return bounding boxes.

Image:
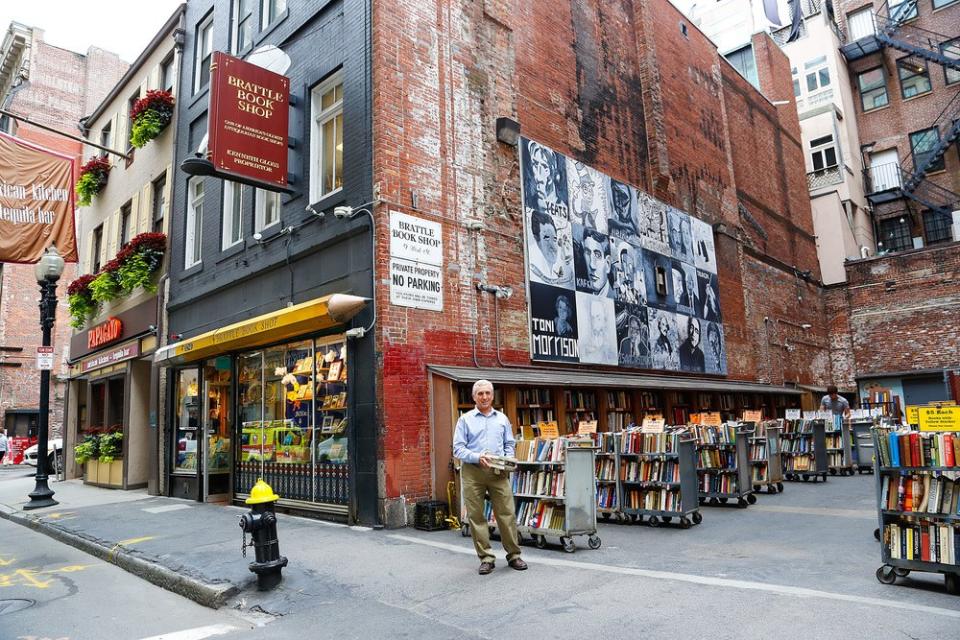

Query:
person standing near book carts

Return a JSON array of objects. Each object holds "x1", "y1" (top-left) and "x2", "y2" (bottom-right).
[
  {"x1": 820, "y1": 385, "x2": 851, "y2": 419},
  {"x1": 453, "y1": 379, "x2": 528, "y2": 575}
]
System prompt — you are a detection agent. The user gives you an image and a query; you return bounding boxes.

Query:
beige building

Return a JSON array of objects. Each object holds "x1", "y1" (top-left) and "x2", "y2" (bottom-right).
[{"x1": 64, "y1": 6, "x2": 184, "y2": 490}]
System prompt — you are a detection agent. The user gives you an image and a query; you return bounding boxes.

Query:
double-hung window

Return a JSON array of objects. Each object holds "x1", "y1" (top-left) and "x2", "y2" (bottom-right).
[
  {"x1": 232, "y1": 0, "x2": 254, "y2": 54},
  {"x1": 878, "y1": 217, "x2": 912, "y2": 253},
  {"x1": 804, "y1": 56, "x2": 830, "y2": 93},
  {"x1": 725, "y1": 45, "x2": 759, "y2": 89},
  {"x1": 119, "y1": 201, "x2": 132, "y2": 247},
  {"x1": 91, "y1": 225, "x2": 103, "y2": 273},
  {"x1": 262, "y1": 0, "x2": 287, "y2": 29},
  {"x1": 310, "y1": 74, "x2": 344, "y2": 201},
  {"x1": 222, "y1": 181, "x2": 244, "y2": 249},
  {"x1": 152, "y1": 173, "x2": 167, "y2": 233},
  {"x1": 185, "y1": 178, "x2": 204, "y2": 267},
  {"x1": 910, "y1": 127, "x2": 945, "y2": 173},
  {"x1": 923, "y1": 210, "x2": 953, "y2": 246},
  {"x1": 857, "y1": 68, "x2": 888, "y2": 111},
  {"x1": 897, "y1": 58, "x2": 932, "y2": 99},
  {"x1": 255, "y1": 189, "x2": 281, "y2": 232},
  {"x1": 810, "y1": 134, "x2": 838, "y2": 172},
  {"x1": 941, "y1": 38, "x2": 960, "y2": 86},
  {"x1": 100, "y1": 122, "x2": 112, "y2": 150},
  {"x1": 194, "y1": 15, "x2": 213, "y2": 94}
]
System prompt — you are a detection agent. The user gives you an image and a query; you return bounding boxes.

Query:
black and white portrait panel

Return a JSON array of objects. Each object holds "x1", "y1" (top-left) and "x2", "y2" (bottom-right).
[
  {"x1": 648, "y1": 307, "x2": 680, "y2": 372},
  {"x1": 576, "y1": 292, "x2": 618, "y2": 366},
  {"x1": 642, "y1": 249, "x2": 675, "y2": 311},
  {"x1": 668, "y1": 207, "x2": 694, "y2": 264},
  {"x1": 521, "y1": 138, "x2": 569, "y2": 221},
  {"x1": 672, "y1": 259, "x2": 698, "y2": 315},
  {"x1": 635, "y1": 191, "x2": 671, "y2": 255},
  {"x1": 606, "y1": 178, "x2": 640, "y2": 245},
  {"x1": 616, "y1": 303, "x2": 650, "y2": 369},
  {"x1": 696, "y1": 268, "x2": 722, "y2": 323},
  {"x1": 690, "y1": 215, "x2": 717, "y2": 274},
  {"x1": 566, "y1": 158, "x2": 609, "y2": 234},
  {"x1": 676, "y1": 313, "x2": 706, "y2": 374},
  {"x1": 573, "y1": 224, "x2": 614, "y2": 298},
  {"x1": 529, "y1": 283, "x2": 580, "y2": 363},
  {"x1": 611, "y1": 239, "x2": 647, "y2": 306},
  {"x1": 527, "y1": 208, "x2": 575, "y2": 290},
  {"x1": 704, "y1": 320, "x2": 727, "y2": 375}
]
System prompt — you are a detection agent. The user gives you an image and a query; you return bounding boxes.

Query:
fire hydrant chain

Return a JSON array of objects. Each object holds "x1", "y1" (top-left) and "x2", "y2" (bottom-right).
[
  {"x1": 241, "y1": 529, "x2": 247, "y2": 559},
  {"x1": 238, "y1": 478, "x2": 288, "y2": 590}
]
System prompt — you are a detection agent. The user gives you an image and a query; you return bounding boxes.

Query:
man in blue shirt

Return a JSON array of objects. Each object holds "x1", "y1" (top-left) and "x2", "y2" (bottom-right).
[{"x1": 453, "y1": 380, "x2": 527, "y2": 575}]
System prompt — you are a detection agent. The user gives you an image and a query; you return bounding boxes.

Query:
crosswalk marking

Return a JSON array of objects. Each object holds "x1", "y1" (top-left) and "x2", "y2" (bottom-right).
[{"x1": 137, "y1": 623, "x2": 239, "y2": 640}]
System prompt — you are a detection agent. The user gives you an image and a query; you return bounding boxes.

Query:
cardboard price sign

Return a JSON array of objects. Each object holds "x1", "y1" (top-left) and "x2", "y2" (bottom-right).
[
  {"x1": 700, "y1": 412, "x2": 723, "y2": 426},
  {"x1": 537, "y1": 421, "x2": 560, "y2": 439},
  {"x1": 577, "y1": 420, "x2": 598, "y2": 435},
  {"x1": 741, "y1": 410, "x2": 762, "y2": 423},
  {"x1": 918, "y1": 406, "x2": 960, "y2": 432},
  {"x1": 785, "y1": 409, "x2": 801, "y2": 420},
  {"x1": 641, "y1": 417, "x2": 665, "y2": 433}
]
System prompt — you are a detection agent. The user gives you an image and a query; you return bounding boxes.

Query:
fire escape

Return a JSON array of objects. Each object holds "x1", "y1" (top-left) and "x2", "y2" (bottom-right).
[{"x1": 840, "y1": 1, "x2": 960, "y2": 248}]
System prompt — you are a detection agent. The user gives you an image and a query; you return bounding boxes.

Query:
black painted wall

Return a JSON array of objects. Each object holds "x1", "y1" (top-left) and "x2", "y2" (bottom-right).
[{"x1": 167, "y1": 0, "x2": 377, "y2": 524}]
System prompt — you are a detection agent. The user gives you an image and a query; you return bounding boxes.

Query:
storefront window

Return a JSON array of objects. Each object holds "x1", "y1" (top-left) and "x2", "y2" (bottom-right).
[
  {"x1": 314, "y1": 337, "x2": 349, "y2": 504},
  {"x1": 204, "y1": 357, "x2": 233, "y2": 495},
  {"x1": 89, "y1": 381, "x2": 106, "y2": 430},
  {"x1": 174, "y1": 369, "x2": 201, "y2": 474},
  {"x1": 237, "y1": 351, "x2": 264, "y2": 494}
]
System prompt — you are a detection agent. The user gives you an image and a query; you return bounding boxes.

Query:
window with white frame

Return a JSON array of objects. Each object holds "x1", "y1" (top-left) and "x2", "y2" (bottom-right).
[
  {"x1": 262, "y1": 0, "x2": 287, "y2": 28},
  {"x1": 804, "y1": 56, "x2": 830, "y2": 93},
  {"x1": 941, "y1": 38, "x2": 960, "y2": 86},
  {"x1": 100, "y1": 121, "x2": 112, "y2": 150},
  {"x1": 857, "y1": 67, "x2": 888, "y2": 111},
  {"x1": 255, "y1": 189, "x2": 281, "y2": 232},
  {"x1": 809, "y1": 134, "x2": 838, "y2": 172},
  {"x1": 193, "y1": 14, "x2": 213, "y2": 94},
  {"x1": 185, "y1": 178, "x2": 204, "y2": 267},
  {"x1": 791, "y1": 67, "x2": 800, "y2": 97},
  {"x1": 222, "y1": 181, "x2": 244, "y2": 249},
  {"x1": 160, "y1": 55, "x2": 175, "y2": 92},
  {"x1": 232, "y1": 0, "x2": 254, "y2": 54},
  {"x1": 310, "y1": 74, "x2": 344, "y2": 201},
  {"x1": 725, "y1": 45, "x2": 759, "y2": 89},
  {"x1": 897, "y1": 58, "x2": 932, "y2": 99},
  {"x1": 888, "y1": 0, "x2": 918, "y2": 21},
  {"x1": 846, "y1": 7, "x2": 875, "y2": 42}
]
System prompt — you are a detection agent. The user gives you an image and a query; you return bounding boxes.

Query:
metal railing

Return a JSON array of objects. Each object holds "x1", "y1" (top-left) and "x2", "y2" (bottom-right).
[
  {"x1": 905, "y1": 91, "x2": 960, "y2": 187},
  {"x1": 807, "y1": 165, "x2": 844, "y2": 190},
  {"x1": 864, "y1": 162, "x2": 960, "y2": 213},
  {"x1": 863, "y1": 162, "x2": 902, "y2": 195},
  {"x1": 872, "y1": 1, "x2": 960, "y2": 70}
]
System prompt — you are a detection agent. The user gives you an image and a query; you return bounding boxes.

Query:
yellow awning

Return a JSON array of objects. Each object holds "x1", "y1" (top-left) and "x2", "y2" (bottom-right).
[{"x1": 153, "y1": 294, "x2": 368, "y2": 366}]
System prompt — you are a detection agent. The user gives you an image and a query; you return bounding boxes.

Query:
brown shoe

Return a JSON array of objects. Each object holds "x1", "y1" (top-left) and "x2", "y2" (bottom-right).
[
  {"x1": 478, "y1": 561, "x2": 495, "y2": 575},
  {"x1": 508, "y1": 558, "x2": 528, "y2": 571}
]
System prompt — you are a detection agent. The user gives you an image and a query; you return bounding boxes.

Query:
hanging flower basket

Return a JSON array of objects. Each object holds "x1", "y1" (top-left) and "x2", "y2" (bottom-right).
[
  {"x1": 75, "y1": 156, "x2": 111, "y2": 206},
  {"x1": 67, "y1": 274, "x2": 97, "y2": 329},
  {"x1": 129, "y1": 90, "x2": 175, "y2": 149}
]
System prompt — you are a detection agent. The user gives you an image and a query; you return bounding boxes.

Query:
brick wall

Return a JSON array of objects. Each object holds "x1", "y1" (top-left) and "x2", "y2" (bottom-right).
[
  {"x1": 0, "y1": 29, "x2": 127, "y2": 438},
  {"x1": 372, "y1": 0, "x2": 826, "y2": 516}
]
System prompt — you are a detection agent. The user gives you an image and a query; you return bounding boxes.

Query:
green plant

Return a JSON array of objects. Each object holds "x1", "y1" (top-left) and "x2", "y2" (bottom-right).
[
  {"x1": 116, "y1": 251, "x2": 157, "y2": 294},
  {"x1": 67, "y1": 274, "x2": 98, "y2": 328},
  {"x1": 75, "y1": 156, "x2": 111, "y2": 206},
  {"x1": 74, "y1": 435, "x2": 100, "y2": 465},
  {"x1": 88, "y1": 270, "x2": 120, "y2": 303},
  {"x1": 98, "y1": 431, "x2": 123, "y2": 464},
  {"x1": 129, "y1": 90, "x2": 175, "y2": 148}
]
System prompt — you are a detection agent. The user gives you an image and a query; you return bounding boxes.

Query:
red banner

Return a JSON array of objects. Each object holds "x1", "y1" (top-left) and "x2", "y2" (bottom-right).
[
  {"x1": 208, "y1": 51, "x2": 290, "y2": 189},
  {"x1": 0, "y1": 133, "x2": 78, "y2": 263}
]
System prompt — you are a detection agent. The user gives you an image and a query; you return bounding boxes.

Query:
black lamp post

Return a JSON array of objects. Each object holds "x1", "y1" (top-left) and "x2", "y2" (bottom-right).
[{"x1": 24, "y1": 245, "x2": 65, "y2": 510}]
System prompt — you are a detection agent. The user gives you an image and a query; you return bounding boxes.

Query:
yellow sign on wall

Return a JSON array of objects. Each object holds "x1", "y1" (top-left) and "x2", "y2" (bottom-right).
[
  {"x1": 918, "y1": 406, "x2": 960, "y2": 432},
  {"x1": 537, "y1": 421, "x2": 560, "y2": 439}
]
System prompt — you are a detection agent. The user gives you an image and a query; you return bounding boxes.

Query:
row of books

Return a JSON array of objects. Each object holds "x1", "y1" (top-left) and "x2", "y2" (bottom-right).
[
  {"x1": 597, "y1": 485, "x2": 617, "y2": 510},
  {"x1": 751, "y1": 466, "x2": 769, "y2": 482},
  {"x1": 512, "y1": 470, "x2": 565, "y2": 497},
  {"x1": 825, "y1": 434, "x2": 844, "y2": 450},
  {"x1": 827, "y1": 452, "x2": 846, "y2": 467},
  {"x1": 749, "y1": 443, "x2": 767, "y2": 460},
  {"x1": 317, "y1": 392, "x2": 348, "y2": 410},
  {"x1": 519, "y1": 500, "x2": 565, "y2": 531},
  {"x1": 623, "y1": 487, "x2": 681, "y2": 512},
  {"x1": 784, "y1": 456, "x2": 813, "y2": 472},
  {"x1": 782, "y1": 438, "x2": 815, "y2": 454},
  {"x1": 517, "y1": 388, "x2": 552, "y2": 407},
  {"x1": 607, "y1": 411, "x2": 633, "y2": 432},
  {"x1": 606, "y1": 390, "x2": 632, "y2": 410},
  {"x1": 592, "y1": 432, "x2": 617, "y2": 454},
  {"x1": 516, "y1": 408, "x2": 554, "y2": 428},
  {"x1": 884, "y1": 522, "x2": 959, "y2": 565},
  {"x1": 515, "y1": 438, "x2": 566, "y2": 463},
  {"x1": 699, "y1": 473, "x2": 740, "y2": 494},
  {"x1": 693, "y1": 424, "x2": 738, "y2": 445},
  {"x1": 565, "y1": 412, "x2": 597, "y2": 432},
  {"x1": 698, "y1": 449, "x2": 735, "y2": 469},
  {"x1": 621, "y1": 460, "x2": 680, "y2": 484},
  {"x1": 881, "y1": 473, "x2": 960, "y2": 516},
  {"x1": 781, "y1": 419, "x2": 817, "y2": 435},
  {"x1": 620, "y1": 429, "x2": 681, "y2": 454},
  {"x1": 564, "y1": 390, "x2": 598, "y2": 411},
  {"x1": 877, "y1": 429, "x2": 959, "y2": 468},
  {"x1": 595, "y1": 458, "x2": 617, "y2": 481}
]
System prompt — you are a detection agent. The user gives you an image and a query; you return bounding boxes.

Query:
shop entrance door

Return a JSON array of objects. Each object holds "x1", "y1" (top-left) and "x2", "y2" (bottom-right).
[{"x1": 203, "y1": 358, "x2": 233, "y2": 502}]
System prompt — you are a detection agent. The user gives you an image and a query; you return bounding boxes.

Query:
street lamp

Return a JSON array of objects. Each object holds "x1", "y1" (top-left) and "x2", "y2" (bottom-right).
[{"x1": 24, "y1": 245, "x2": 65, "y2": 510}]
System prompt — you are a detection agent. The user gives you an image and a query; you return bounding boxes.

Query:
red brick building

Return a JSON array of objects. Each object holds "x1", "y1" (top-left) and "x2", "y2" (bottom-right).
[
  {"x1": 0, "y1": 23, "x2": 126, "y2": 452},
  {"x1": 371, "y1": 0, "x2": 830, "y2": 523}
]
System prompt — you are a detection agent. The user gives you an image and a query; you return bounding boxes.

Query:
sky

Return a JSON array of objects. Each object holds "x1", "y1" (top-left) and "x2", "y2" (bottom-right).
[{"x1": 2, "y1": 0, "x2": 185, "y2": 63}]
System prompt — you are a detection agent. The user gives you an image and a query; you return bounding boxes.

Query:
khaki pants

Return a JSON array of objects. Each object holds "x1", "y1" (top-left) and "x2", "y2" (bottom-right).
[{"x1": 461, "y1": 462, "x2": 522, "y2": 563}]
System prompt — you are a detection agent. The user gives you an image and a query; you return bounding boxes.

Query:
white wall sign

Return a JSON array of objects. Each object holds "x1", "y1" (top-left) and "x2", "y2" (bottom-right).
[
  {"x1": 390, "y1": 211, "x2": 443, "y2": 266},
  {"x1": 36, "y1": 346, "x2": 54, "y2": 371},
  {"x1": 390, "y1": 258, "x2": 443, "y2": 311}
]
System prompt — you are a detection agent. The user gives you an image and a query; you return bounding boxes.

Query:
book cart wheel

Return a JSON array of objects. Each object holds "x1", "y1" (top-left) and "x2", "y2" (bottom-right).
[
  {"x1": 535, "y1": 535, "x2": 547, "y2": 549},
  {"x1": 746, "y1": 493, "x2": 757, "y2": 505},
  {"x1": 876, "y1": 566, "x2": 897, "y2": 585},
  {"x1": 767, "y1": 485, "x2": 778, "y2": 494},
  {"x1": 601, "y1": 513, "x2": 611, "y2": 521},
  {"x1": 873, "y1": 528, "x2": 881, "y2": 542},
  {"x1": 631, "y1": 514, "x2": 642, "y2": 525},
  {"x1": 561, "y1": 537, "x2": 576, "y2": 553},
  {"x1": 588, "y1": 535, "x2": 602, "y2": 550},
  {"x1": 679, "y1": 517, "x2": 691, "y2": 529},
  {"x1": 893, "y1": 568, "x2": 910, "y2": 577},
  {"x1": 662, "y1": 516, "x2": 673, "y2": 524},
  {"x1": 698, "y1": 497, "x2": 706, "y2": 506},
  {"x1": 718, "y1": 497, "x2": 728, "y2": 504},
  {"x1": 830, "y1": 468, "x2": 837, "y2": 476},
  {"x1": 776, "y1": 482, "x2": 784, "y2": 492},
  {"x1": 801, "y1": 474, "x2": 810, "y2": 482},
  {"x1": 945, "y1": 574, "x2": 960, "y2": 595},
  {"x1": 648, "y1": 515, "x2": 660, "y2": 527},
  {"x1": 692, "y1": 512, "x2": 703, "y2": 525},
  {"x1": 461, "y1": 524, "x2": 470, "y2": 538},
  {"x1": 737, "y1": 498, "x2": 748, "y2": 509}
]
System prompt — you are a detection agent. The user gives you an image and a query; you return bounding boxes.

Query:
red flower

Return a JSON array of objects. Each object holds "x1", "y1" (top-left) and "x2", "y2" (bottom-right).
[
  {"x1": 67, "y1": 274, "x2": 96, "y2": 297},
  {"x1": 129, "y1": 90, "x2": 175, "y2": 122}
]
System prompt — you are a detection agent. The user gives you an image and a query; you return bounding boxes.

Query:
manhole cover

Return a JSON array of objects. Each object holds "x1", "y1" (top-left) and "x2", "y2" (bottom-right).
[{"x1": 0, "y1": 599, "x2": 35, "y2": 615}]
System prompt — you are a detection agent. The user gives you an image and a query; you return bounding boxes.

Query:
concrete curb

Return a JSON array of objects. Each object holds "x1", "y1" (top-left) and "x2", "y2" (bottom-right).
[{"x1": 0, "y1": 507, "x2": 240, "y2": 609}]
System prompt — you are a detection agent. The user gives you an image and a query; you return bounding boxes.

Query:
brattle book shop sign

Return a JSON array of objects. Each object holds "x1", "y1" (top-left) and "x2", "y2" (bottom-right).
[
  {"x1": 389, "y1": 211, "x2": 443, "y2": 312},
  {"x1": 208, "y1": 51, "x2": 290, "y2": 189}
]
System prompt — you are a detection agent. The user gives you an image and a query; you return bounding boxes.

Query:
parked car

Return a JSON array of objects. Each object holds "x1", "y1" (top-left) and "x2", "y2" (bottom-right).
[{"x1": 23, "y1": 438, "x2": 63, "y2": 471}]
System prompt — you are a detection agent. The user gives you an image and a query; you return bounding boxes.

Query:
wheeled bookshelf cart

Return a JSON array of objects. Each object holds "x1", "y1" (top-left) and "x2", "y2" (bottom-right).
[
  {"x1": 618, "y1": 428, "x2": 702, "y2": 528},
  {"x1": 748, "y1": 420, "x2": 784, "y2": 494},
  {"x1": 850, "y1": 419, "x2": 875, "y2": 474},
  {"x1": 872, "y1": 427, "x2": 960, "y2": 594},
  {"x1": 695, "y1": 424, "x2": 756, "y2": 508},
  {"x1": 825, "y1": 415, "x2": 855, "y2": 476},
  {"x1": 781, "y1": 419, "x2": 828, "y2": 482},
  {"x1": 593, "y1": 431, "x2": 619, "y2": 521}
]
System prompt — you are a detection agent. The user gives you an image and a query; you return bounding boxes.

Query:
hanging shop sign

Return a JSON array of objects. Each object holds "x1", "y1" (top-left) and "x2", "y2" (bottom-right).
[
  {"x1": 81, "y1": 340, "x2": 140, "y2": 373},
  {"x1": 208, "y1": 51, "x2": 290, "y2": 189},
  {"x1": 388, "y1": 211, "x2": 443, "y2": 312},
  {"x1": 87, "y1": 317, "x2": 123, "y2": 349},
  {"x1": 0, "y1": 133, "x2": 78, "y2": 263}
]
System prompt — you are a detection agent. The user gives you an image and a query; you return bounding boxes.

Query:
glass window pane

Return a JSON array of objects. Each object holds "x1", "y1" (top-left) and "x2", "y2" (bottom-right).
[
  {"x1": 335, "y1": 83, "x2": 343, "y2": 102},
  {"x1": 898, "y1": 60, "x2": 931, "y2": 98},
  {"x1": 314, "y1": 338, "x2": 349, "y2": 504},
  {"x1": 825, "y1": 147, "x2": 837, "y2": 167},
  {"x1": 807, "y1": 73, "x2": 817, "y2": 92},
  {"x1": 334, "y1": 113, "x2": 343, "y2": 191},
  {"x1": 237, "y1": 352, "x2": 264, "y2": 495},
  {"x1": 812, "y1": 152, "x2": 824, "y2": 171},
  {"x1": 323, "y1": 118, "x2": 335, "y2": 193},
  {"x1": 174, "y1": 370, "x2": 200, "y2": 474},
  {"x1": 267, "y1": 192, "x2": 280, "y2": 225},
  {"x1": 819, "y1": 68, "x2": 830, "y2": 87},
  {"x1": 793, "y1": 79, "x2": 801, "y2": 96},
  {"x1": 204, "y1": 359, "x2": 233, "y2": 479},
  {"x1": 322, "y1": 88, "x2": 335, "y2": 110},
  {"x1": 231, "y1": 187, "x2": 242, "y2": 243}
]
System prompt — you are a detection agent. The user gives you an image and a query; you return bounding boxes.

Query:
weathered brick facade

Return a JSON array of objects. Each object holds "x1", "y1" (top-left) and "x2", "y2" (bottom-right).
[
  {"x1": 0, "y1": 25, "x2": 126, "y2": 440},
  {"x1": 371, "y1": 0, "x2": 829, "y2": 514}
]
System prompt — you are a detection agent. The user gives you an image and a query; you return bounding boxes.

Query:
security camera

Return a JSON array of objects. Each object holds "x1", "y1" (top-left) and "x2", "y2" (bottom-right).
[
  {"x1": 333, "y1": 205, "x2": 354, "y2": 219},
  {"x1": 495, "y1": 286, "x2": 513, "y2": 300},
  {"x1": 345, "y1": 327, "x2": 365, "y2": 339},
  {"x1": 306, "y1": 204, "x2": 324, "y2": 218},
  {"x1": 253, "y1": 232, "x2": 263, "y2": 242}
]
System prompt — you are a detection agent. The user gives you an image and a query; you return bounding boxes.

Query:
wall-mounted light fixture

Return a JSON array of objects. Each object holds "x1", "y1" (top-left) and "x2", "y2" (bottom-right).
[{"x1": 495, "y1": 117, "x2": 520, "y2": 146}]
